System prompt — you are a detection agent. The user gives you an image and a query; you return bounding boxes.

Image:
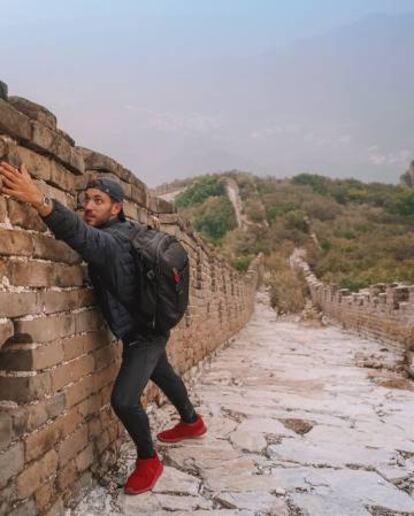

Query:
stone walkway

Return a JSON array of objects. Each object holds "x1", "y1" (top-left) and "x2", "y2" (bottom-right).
[{"x1": 71, "y1": 291, "x2": 414, "y2": 516}]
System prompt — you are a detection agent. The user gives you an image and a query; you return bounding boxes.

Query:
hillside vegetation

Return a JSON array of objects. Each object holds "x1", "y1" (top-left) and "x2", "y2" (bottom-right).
[{"x1": 172, "y1": 171, "x2": 414, "y2": 311}]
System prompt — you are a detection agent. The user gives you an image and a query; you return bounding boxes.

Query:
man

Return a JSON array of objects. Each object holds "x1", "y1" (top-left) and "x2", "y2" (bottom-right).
[{"x1": 0, "y1": 161, "x2": 207, "y2": 495}]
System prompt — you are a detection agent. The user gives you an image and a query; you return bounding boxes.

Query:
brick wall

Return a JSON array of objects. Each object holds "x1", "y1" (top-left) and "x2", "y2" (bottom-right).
[
  {"x1": 291, "y1": 249, "x2": 414, "y2": 378},
  {"x1": 0, "y1": 87, "x2": 263, "y2": 516}
]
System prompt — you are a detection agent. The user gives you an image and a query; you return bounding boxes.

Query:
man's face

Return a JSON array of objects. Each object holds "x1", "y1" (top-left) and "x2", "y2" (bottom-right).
[{"x1": 82, "y1": 188, "x2": 122, "y2": 227}]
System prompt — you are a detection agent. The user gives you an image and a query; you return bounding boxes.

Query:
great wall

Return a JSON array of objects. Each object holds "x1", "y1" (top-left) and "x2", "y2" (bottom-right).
[
  {"x1": 0, "y1": 82, "x2": 263, "y2": 515},
  {"x1": 0, "y1": 81, "x2": 413, "y2": 516}
]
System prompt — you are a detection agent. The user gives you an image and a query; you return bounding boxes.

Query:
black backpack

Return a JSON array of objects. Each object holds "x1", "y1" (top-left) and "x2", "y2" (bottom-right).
[{"x1": 119, "y1": 223, "x2": 190, "y2": 334}]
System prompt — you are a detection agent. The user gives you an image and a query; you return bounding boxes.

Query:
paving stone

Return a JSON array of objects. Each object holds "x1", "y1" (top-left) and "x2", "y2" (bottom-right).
[
  {"x1": 153, "y1": 466, "x2": 201, "y2": 496},
  {"x1": 229, "y1": 428, "x2": 267, "y2": 453},
  {"x1": 213, "y1": 491, "x2": 281, "y2": 512},
  {"x1": 69, "y1": 291, "x2": 414, "y2": 515}
]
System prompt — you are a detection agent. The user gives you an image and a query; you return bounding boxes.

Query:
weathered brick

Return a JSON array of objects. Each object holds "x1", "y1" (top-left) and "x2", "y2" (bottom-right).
[
  {"x1": 0, "y1": 291, "x2": 39, "y2": 318},
  {"x1": 10, "y1": 143, "x2": 52, "y2": 181},
  {"x1": 58, "y1": 425, "x2": 88, "y2": 467},
  {"x1": 49, "y1": 162, "x2": 76, "y2": 192},
  {"x1": 24, "y1": 419, "x2": 62, "y2": 461},
  {"x1": 14, "y1": 313, "x2": 76, "y2": 343},
  {"x1": 16, "y1": 448, "x2": 58, "y2": 499},
  {"x1": 78, "y1": 148, "x2": 127, "y2": 179},
  {"x1": 74, "y1": 309, "x2": 105, "y2": 333},
  {"x1": 76, "y1": 443, "x2": 94, "y2": 473},
  {"x1": 8, "y1": 96, "x2": 57, "y2": 130},
  {"x1": 7, "y1": 260, "x2": 83, "y2": 288},
  {"x1": 8, "y1": 499, "x2": 37, "y2": 516},
  {"x1": 0, "y1": 372, "x2": 51, "y2": 403},
  {"x1": 7, "y1": 198, "x2": 48, "y2": 232},
  {"x1": 32, "y1": 234, "x2": 80, "y2": 264},
  {"x1": 88, "y1": 417, "x2": 102, "y2": 439},
  {"x1": 57, "y1": 459, "x2": 77, "y2": 491},
  {"x1": 0, "y1": 196, "x2": 6, "y2": 222},
  {"x1": 0, "y1": 483, "x2": 15, "y2": 516},
  {"x1": 0, "y1": 99, "x2": 31, "y2": 141},
  {"x1": 38, "y1": 288, "x2": 93, "y2": 316},
  {"x1": 0, "y1": 319, "x2": 14, "y2": 349},
  {"x1": 80, "y1": 329, "x2": 113, "y2": 354},
  {"x1": 31, "y1": 121, "x2": 84, "y2": 175},
  {"x1": 60, "y1": 406, "x2": 83, "y2": 436},
  {"x1": 34, "y1": 479, "x2": 54, "y2": 514},
  {"x1": 65, "y1": 375, "x2": 94, "y2": 408},
  {"x1": 93, "y1": 343, "x2": 117, "y2": 370},
  {"x1": 51, "y1": 354, "x2": 94, "y2": 391},
  {"x1": 61, "y1": 335, "x2": 86, "y2": 361},
  {"x1": 0, "y1": 228, "x2": 33, "y2": 257},
  {"x1": 36, "y1": 180, "x2": 76, "y2": 209},
  {"x1": 0, "y1": 341, "x2": 64, "y2": 371},
  {"x1": 14, "y1": 393, "x2": 66, "y2": 435},
  {"x1": 43, "y1": 497, "x2": 63, "y2": 516},
  {"x1": 77, "y1": 393, "x2": 101, "y2": 419},
  {"x1": 0, "y1": 412, "x2": 13, "y2": 450},
  {"x1": 0, "y1": 442, "x2": 24, "y2": 489}
]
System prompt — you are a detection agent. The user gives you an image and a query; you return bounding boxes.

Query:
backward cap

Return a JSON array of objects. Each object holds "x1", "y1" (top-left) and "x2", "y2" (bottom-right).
[{"x1": 86, "y1": 177, "x2": 126, "y2": 221}]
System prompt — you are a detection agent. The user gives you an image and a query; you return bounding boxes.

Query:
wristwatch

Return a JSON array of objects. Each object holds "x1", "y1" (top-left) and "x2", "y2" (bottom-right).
[{"x1": 41, "y1": 195, "x2": 53, "y2": 208}]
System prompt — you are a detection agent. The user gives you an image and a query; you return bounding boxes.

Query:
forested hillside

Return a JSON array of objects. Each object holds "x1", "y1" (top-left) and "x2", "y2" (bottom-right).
[{"x1": 170, "y1": 171, "x2": 414, "y2": 312}]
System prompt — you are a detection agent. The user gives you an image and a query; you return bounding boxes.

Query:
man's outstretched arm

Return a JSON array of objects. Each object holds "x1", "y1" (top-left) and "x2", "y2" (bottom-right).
[{"x1": 0, "y1": 160, "x2": 119, "y2": 268}]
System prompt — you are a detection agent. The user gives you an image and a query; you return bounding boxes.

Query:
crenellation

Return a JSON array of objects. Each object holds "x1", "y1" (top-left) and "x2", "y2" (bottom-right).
[{"x1": 291, "y1": 249, "x2": 414, "y2": 376}]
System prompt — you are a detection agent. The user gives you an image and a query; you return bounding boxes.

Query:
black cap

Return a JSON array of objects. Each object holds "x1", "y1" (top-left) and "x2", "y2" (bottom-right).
[{"x1": 86, "y1": 177, "x2": 126, "y2": 221}]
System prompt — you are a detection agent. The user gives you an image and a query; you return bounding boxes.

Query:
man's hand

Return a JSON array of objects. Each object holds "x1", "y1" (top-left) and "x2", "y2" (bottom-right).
[{"x1": 0, "y1": 161, "x2": 52, "y2": 216}]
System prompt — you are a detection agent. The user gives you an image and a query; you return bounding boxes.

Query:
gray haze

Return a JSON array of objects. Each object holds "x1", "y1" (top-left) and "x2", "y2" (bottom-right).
[{"x1": 2, "y1": 9, "x2": 414, "y2": 186}]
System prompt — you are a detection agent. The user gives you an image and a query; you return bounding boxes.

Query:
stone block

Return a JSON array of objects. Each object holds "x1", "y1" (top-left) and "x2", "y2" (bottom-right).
[
  {"x1": 0, "y1": 291, "x2": 39, "y2": 318},
  {"x1": 16, "y1": 448, "x2": 58, "y2": 498},
  {"x1": 0, "y1": 196, "x2": 6, "y2": 222},
  {"x1": 1, "y1": 341, "x2": 64, "y2": 371},
  {"x1": 77, "y1": 147, "x2": 130, "y2": 181},
  {"x1": 38, "y1": 288, "x2": 92, "y2": 315},
  {"x1": 14, "y1": 313, "x2": 76, "y2": 343},
  {"x1": 7, "y1": 198, "x2": 48, "y2": 231},
  {"x1": 7, "y1": 261, "x2": 83, "y2": 288},
  {"x1": 0, "y1": 372, "x2": 52, "y2": 403},
  {"x1": 24, "y1": 419, "x2": 62, "y2": 461},
  {"x1": 30, "y1": 121, "x2": 84, "y2": 175},
  {"x1": 51, "y1": 354, "x2": 94, "y2": 391},
  {"x1": 0, "y1": 80, "x2": 7, "y2": 100},
  {"x1": 57, "y1": 459, "x2": 77, "y2": 490},
  {"x1": 0, "y1": 412, "x2": 13, "y2": 451},
  {"x1": 8, "y1": 499, "x2": 38, "y2": 516},
  {"x1": 34, "y1": 479, "x2": 54, "y2": 514},
  {"x1": 0, "y1": 99, "x2": 31, "y2": 141},
  {"x1": 0, "y1": 228, "x2": 33, "y2": 256},
  {"x1": 0, "y1": 319, "x2": 14, "y2": 349},
  {"x1": 58, "y1": 424, "x2": 88, "y2": 467},
  {"x1": 0, "y1": 442, "x2": 24, "y2": 489},
  {"x1": 32, "y1": 234, "x2": 81, "y2": 264},
  {"x1": 65, "y1": 375, "x2": 94, "y2": 408},
  {"x1": 8, "y1": 96, "x2": 57, "y2": 130}
]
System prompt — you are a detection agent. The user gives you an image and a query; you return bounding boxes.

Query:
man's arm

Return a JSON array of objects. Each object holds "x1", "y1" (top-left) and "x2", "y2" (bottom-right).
[{"x1": 0, "y1": 161, "x2": 119, "y2": 268}]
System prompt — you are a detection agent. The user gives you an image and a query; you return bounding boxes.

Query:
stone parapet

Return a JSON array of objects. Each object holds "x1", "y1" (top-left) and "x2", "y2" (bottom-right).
[
  {"x1": 0, "y1": 82, "x2": 263, "y2": 515},
  {"x1": 290, "y1": 249, "x2": 414, "y2": 377}
]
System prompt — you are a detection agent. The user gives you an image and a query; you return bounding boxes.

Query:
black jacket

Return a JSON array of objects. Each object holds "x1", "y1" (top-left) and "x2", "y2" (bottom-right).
[{"x1": 42, "y1": 200, "x2": 139, "y2": 340}]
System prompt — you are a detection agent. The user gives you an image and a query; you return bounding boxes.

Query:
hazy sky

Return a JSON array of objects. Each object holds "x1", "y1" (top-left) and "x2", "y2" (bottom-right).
[{"x1": 1, "y1": 1, "x2": 414, "y2": 185}]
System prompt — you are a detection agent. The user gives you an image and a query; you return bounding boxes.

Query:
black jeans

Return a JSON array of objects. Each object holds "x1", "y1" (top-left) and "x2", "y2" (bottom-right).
[{"x1": 110, "y1": 332, "x2": 197, "y2": 459}]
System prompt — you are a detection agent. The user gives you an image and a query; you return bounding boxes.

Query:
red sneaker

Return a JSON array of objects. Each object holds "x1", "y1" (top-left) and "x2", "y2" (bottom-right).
[
  {"x1": 124, "y1": 452, "x2": 163, "y2": 495},
  {"x1": 157, "y1": 415, "x2": 207, "y2": 443}
]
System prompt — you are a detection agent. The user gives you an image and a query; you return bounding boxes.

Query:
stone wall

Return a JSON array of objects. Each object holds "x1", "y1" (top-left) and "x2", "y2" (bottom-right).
[
  {"x1": 0, "y1": 85, "x2": 263, "y2": 516},
  {"x1": 291, "y1": 249, "x2": 414, "y2": 378}
]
